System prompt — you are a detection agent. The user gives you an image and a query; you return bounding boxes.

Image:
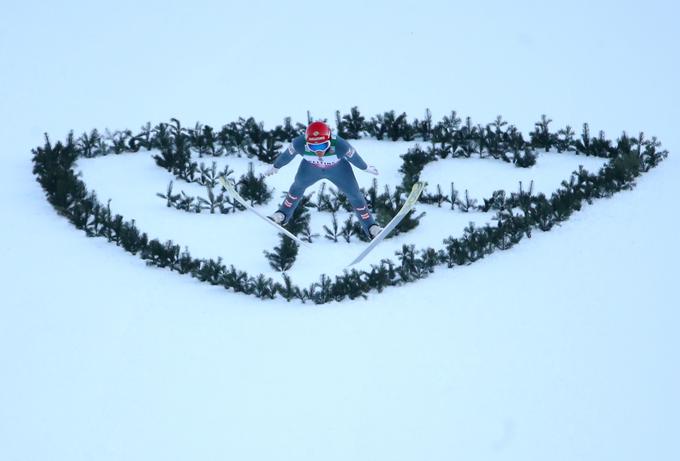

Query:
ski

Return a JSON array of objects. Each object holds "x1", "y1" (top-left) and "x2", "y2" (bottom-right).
[
  {"x1": 347, "y1": 181, "x2": 425, "y2": 267},
  {"x1": 219, "y1": 176, "x2": 310, "y2": 248}
]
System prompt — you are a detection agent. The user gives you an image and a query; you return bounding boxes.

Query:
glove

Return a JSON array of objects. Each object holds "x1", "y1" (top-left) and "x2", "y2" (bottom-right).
[
  {"x1": 264, "y1": 166, "x2": 279, "y2": 176},
  {"x1": 365, "y1": 165, "x2": 379, "y2": 175}
]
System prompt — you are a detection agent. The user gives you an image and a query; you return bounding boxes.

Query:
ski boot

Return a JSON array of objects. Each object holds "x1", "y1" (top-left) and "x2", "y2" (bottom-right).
[
  {"x1": 269, "y1": 211, "x2": 286, "y2": 225},
  {"x1": 368, "y1": 224, "x2": 382, "y2": 239}
]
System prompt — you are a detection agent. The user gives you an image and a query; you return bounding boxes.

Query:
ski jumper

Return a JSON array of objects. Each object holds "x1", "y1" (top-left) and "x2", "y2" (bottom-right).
[{"x1": 273, "y1": 135, "x2": 377, "y2": 234}]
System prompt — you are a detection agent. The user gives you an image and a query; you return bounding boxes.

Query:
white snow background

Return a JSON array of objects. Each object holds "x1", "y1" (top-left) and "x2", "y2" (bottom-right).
[{"x1": 1, "y1": 1, "x2": 679, "y2": 460}]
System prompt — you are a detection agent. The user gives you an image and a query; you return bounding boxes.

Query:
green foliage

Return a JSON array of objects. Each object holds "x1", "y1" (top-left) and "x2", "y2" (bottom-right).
[
  {"x1": 237, "y1": 163, "x2": 272, "y2": 206},
  {"x1": 264, "y1": 235, "x2": 299, "y2": 272},
  {"x1": 485, "y1": 116, "x2": 511, "y2": 160},
  {"x1": 77, "y1": 129, "x2": 105, "y2": 157},
  {"x1": 480, "y1": 190, "x2": 507, "y2": 212},
  {"x1": 277, "y1": 273, "x2": 304, "y2": 302},
  {"x1": 341, "y1": 106, "x2": 366, "y2": 139},
  {"x1": 285, "y1": 193, "x2": 314, "y2": 237},
  {"x1": 414, "y1": 108, "x2": 434, "y2": 141},
  {"x1": 194, "y1": 258, "x2": 227, "y2": 285},
  {"x1": 141, "y1": 239, "x2": 181, "y2": 268},
  {"x1": 432, "y1": 111, "x2": 462, "y2": 147},
  {"x1": 397, "y1": 245, "x2": 435, "y2": 282},
  {"x1": 157, "y1": 181, "x2": 239, "y2": 214},
  {"x1": 188, "y1": 122, "x2": 223, "y2": 157},
  {"x1": 197, "y1": 185, "x2": 229, "y2": 214},
  {"x1": 556, "y1": 125, "x2": 577, "y2": 153},
  {"x1": 198, "y1": 161, "x2": 232, "y2": 188},
  {"x1": 272, "y1": 117, "x2": 304, "y2": 142},
  {"x1": 323, "y1": 212, "x2": 340, "y2": 242},
  {"x1": 31, "y1": 110, "x2": 669, "y2": 304},
  {"x1": 419, "y1": 184, "x2": 450, "y2": 207},
  {"x1": 530, "y1": 114, "x2": 555, "y2": 151},
  {"x1": 107, "y1": 129, "x2": 135, "y2": 154},
  {"x1": 513, "y1": 147, "x2": 537, "y2": 168},
  {"x1": 371, "y1": 185, "x2": 425, "y2": 236},
  {"x1": 399, "y1": 145, "x2": 437, "y2": 190},
  {"x1": 455, "y1": 189, "x2": 478, "y2": 212},
  {"x1": 315, "y1": 182, "x2": 342, "y2": 213},
  {"x1": 340, "y1": 215, "x2": 355, "y2": 243}
]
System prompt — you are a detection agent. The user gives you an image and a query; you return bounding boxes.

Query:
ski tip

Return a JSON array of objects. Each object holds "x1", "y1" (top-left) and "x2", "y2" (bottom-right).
[
  {"x1": 297, "y1": 239, "x2": 312, "y2": 249},
  {"x1": 218, "y1": 176, "x2": 233, "y2": 187}
]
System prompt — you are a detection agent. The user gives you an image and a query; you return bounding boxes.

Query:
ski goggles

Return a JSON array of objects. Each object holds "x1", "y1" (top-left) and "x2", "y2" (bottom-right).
[{"x1": 306, "y1": 141, "x2": 330, "y2": 153}]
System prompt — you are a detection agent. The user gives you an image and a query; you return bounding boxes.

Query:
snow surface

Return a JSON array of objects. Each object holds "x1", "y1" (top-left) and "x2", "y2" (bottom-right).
[
  {"x1": 1, "y1": 1, "x2": 679, "y2": 460},
  {"x1": 75, "y1": 145, "x2": 608, "y2": 283}
]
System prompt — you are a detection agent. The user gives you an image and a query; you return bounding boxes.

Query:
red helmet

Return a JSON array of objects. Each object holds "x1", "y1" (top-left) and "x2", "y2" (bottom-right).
[
  {"x1": 305, "y1": 121, "x2": 332, "y2": 157},
  {"x1": 305, "y1": 121, "x2": 332, "y2": 143}
]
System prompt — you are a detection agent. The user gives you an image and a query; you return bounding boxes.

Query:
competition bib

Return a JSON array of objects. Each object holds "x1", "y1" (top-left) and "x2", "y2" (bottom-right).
[{"x1": 301, "y1": 138, "x2": 341, "y2": 168}]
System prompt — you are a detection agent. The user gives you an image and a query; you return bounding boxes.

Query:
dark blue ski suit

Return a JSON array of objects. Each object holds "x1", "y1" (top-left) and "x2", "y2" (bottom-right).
[{"x1": 273, "y1": 135, "x2": 377, "y2": 234}]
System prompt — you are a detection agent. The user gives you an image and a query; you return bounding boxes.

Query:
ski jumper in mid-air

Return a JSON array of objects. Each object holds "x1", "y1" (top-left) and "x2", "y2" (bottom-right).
[{"x1": 265, "y1": 121, "x2": 382, "y2": 239}]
